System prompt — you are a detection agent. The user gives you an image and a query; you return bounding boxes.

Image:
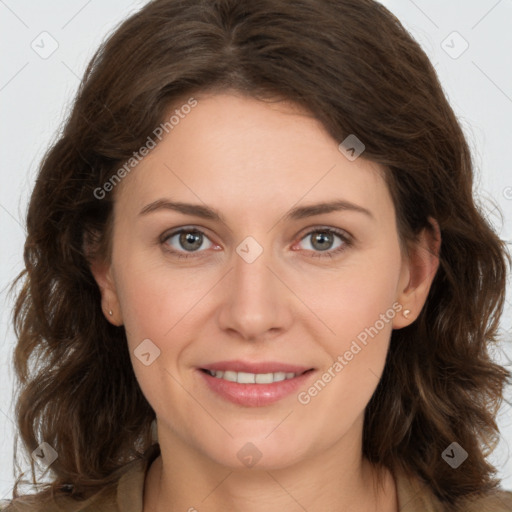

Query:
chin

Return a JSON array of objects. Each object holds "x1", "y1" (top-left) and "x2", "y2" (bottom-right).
[{"x1": 199, "y1": 436, "x2": 312, "y2": 471}]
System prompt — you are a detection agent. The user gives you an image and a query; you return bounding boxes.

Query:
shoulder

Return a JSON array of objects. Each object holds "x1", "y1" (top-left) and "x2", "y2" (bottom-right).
[
  {"x1": 394, "y1": 467, "x2": 512, "y2": 512},
  {"x1": 0, "y1": 454, "x2": 150, "y2": 512},
  {"x1": 0, "y1": 489, "x2": 118, "y2": 512},
  {"x1": 460, "y1": 489, "x2": 512, "y2": 511}
]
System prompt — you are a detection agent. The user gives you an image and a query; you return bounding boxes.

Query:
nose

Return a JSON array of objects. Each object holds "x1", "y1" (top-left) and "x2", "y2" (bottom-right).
[{"x1": 216, "y1": 240, "x2": 293, "y2": 342}]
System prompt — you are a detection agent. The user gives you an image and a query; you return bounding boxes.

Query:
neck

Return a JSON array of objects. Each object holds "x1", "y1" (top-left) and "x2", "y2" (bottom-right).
[{"x1": 143, "y1": 428, "x2": 397, "y2": 512}]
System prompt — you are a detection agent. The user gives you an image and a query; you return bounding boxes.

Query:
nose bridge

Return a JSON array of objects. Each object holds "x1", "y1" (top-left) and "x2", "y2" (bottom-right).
[
  {"x1": 232, "y1": 235, "x2": 276, "y2": 308},
  {"x1": 218, "y1": 234, "x2": 288, "y2": 339}
]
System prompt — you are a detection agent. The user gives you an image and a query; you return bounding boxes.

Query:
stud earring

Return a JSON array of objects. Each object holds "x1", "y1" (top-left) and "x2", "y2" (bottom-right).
[
  {"x1": 403, "y1": 309, "x2": 411, "y2": 318},
  {"x1": 108, "y1": 310, "x2": 113, "y2": 316}
]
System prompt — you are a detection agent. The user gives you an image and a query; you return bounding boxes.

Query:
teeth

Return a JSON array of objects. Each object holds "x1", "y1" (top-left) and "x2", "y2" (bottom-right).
[
  {"x1": 237, "y1": 371, "x2": 255, "y2": 384},
  {"x1": 223, "y1": 370, "x2": 237, "y2": 382},
  {"x1": 206, "y1": 369, "x2": 299, "y2": 383},
  {"x1": 255, "y1": 373, "x2": 273, "y2": 384}
]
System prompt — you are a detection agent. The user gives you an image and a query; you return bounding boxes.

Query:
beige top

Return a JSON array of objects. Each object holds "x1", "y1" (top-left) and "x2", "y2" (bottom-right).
[{"x1": 3, "y1": 454, "x2": 512, "y2": 511}]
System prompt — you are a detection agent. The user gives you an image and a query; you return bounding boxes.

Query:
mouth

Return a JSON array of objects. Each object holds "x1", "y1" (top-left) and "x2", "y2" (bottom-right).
[
  {"x1": 197, "y1": 361, "x2": 316, "y2": 407},
  {"x1": 199, "y1": 368, "x2": 313, "y2": 384}
]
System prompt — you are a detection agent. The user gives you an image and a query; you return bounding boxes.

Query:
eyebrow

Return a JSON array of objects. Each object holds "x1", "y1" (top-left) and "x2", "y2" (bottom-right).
[{"x1": 138, "y1": 198, "x2": 374, "y2": 222}]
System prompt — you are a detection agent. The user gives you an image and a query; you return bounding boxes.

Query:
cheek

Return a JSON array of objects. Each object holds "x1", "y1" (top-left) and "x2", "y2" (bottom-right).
[
  {"x1": 113, "y1": 249, "x2": 202, "y2": 343},
  {"x1": 311, "y1": 244, "x2": 402, "y2": 342},
  {"x1": 113, "y1": 257, "x2": 199, "y2": 416},
  {"x1": 301, "y1": 243, "x2": 401, "y2": 404}
]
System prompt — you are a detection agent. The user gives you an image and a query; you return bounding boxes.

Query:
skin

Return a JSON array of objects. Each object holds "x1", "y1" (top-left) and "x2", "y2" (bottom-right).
[{"x1": 90, "y1": 92, "x2": 440, "y2": 512}]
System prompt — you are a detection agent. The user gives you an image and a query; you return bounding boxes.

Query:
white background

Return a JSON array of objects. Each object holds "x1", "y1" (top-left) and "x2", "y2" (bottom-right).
[{"x1": 1, "y1": 0, "x2": 511, "y2": 501}]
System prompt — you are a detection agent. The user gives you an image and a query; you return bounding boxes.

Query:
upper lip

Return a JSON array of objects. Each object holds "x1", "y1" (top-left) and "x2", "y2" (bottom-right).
[{"x1": 200, "y1": 360, "x2": 314, "y2": 374}]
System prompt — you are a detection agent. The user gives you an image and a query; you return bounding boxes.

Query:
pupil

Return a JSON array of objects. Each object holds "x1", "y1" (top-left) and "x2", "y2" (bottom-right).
[
  {"x1": 313, "y1": 232, "x2": 332, "y2": 251},
  {"x1": 181, "y1": 231, "x2": 202, "y2": 250}
]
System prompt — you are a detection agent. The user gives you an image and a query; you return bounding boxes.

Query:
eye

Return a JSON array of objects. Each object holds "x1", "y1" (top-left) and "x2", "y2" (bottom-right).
[
  {"x1": 160, "y1": 226, "x2": 352, "y2": 260},
  {"x1": 161, "y1": 228, "x2": 215, "y2": 259},
  {"x1": 295, "y1": 227, "x2": 352, "y2": 258}
]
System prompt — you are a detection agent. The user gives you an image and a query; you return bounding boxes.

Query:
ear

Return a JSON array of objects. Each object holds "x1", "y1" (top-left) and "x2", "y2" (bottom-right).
[
  {"x1": 84, "y1": 231, "x2": 123, "y2": 326},
  {"x1": 393, "y1": 217, "x2": 441, "y2": 329}
]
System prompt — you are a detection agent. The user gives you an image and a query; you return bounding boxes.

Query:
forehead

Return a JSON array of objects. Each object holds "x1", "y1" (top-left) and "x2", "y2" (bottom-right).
[{"x1": 113, "y1": 93, "x2": 391, "y2": 221}]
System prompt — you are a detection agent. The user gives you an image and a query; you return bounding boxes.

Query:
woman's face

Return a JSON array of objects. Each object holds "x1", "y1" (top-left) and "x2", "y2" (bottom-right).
[{"x1": 94, "y1": 92, "x2": 419, "y2": 469}]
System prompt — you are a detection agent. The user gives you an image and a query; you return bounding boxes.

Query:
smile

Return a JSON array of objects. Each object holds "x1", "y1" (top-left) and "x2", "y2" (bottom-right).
[
  {"x1": 203, "y1": 369, "x2": 300, "y2": 384},
  {"x1": 198, "y1": 366, "x2": 315, "y2": 407}
]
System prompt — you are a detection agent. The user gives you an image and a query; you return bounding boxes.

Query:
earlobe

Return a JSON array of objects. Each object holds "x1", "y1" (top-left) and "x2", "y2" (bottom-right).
[
  {"x1": 87, "y1": 253, "x2": 123, "y2": 326},
  {"x1": 84, "y1": 230, "x2": 123, "y2": 326},
  {"x1": 393, "y1": 217, "x2": 441, "y2": 329}
]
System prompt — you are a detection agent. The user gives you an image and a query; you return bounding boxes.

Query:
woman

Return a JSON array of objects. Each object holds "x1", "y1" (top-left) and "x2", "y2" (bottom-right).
[{"x1": 4, "y1": 0, "x2": 512, "y2": 510}]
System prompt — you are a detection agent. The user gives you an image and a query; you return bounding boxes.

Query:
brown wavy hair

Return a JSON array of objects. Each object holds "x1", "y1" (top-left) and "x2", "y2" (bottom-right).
[{"x1": 6, "y1": 0, "x2": 511, "y2": 510}]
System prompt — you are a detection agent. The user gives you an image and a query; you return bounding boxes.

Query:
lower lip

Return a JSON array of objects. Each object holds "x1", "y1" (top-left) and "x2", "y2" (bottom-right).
[{"x1": 198, "y1": 369, "x2": 315, "y2": 407}]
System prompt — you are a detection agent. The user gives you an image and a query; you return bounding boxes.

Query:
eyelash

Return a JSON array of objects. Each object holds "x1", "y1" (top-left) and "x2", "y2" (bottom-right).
[{"x1": 160, "y1": 226, "x2": 352, "y2": 260}]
